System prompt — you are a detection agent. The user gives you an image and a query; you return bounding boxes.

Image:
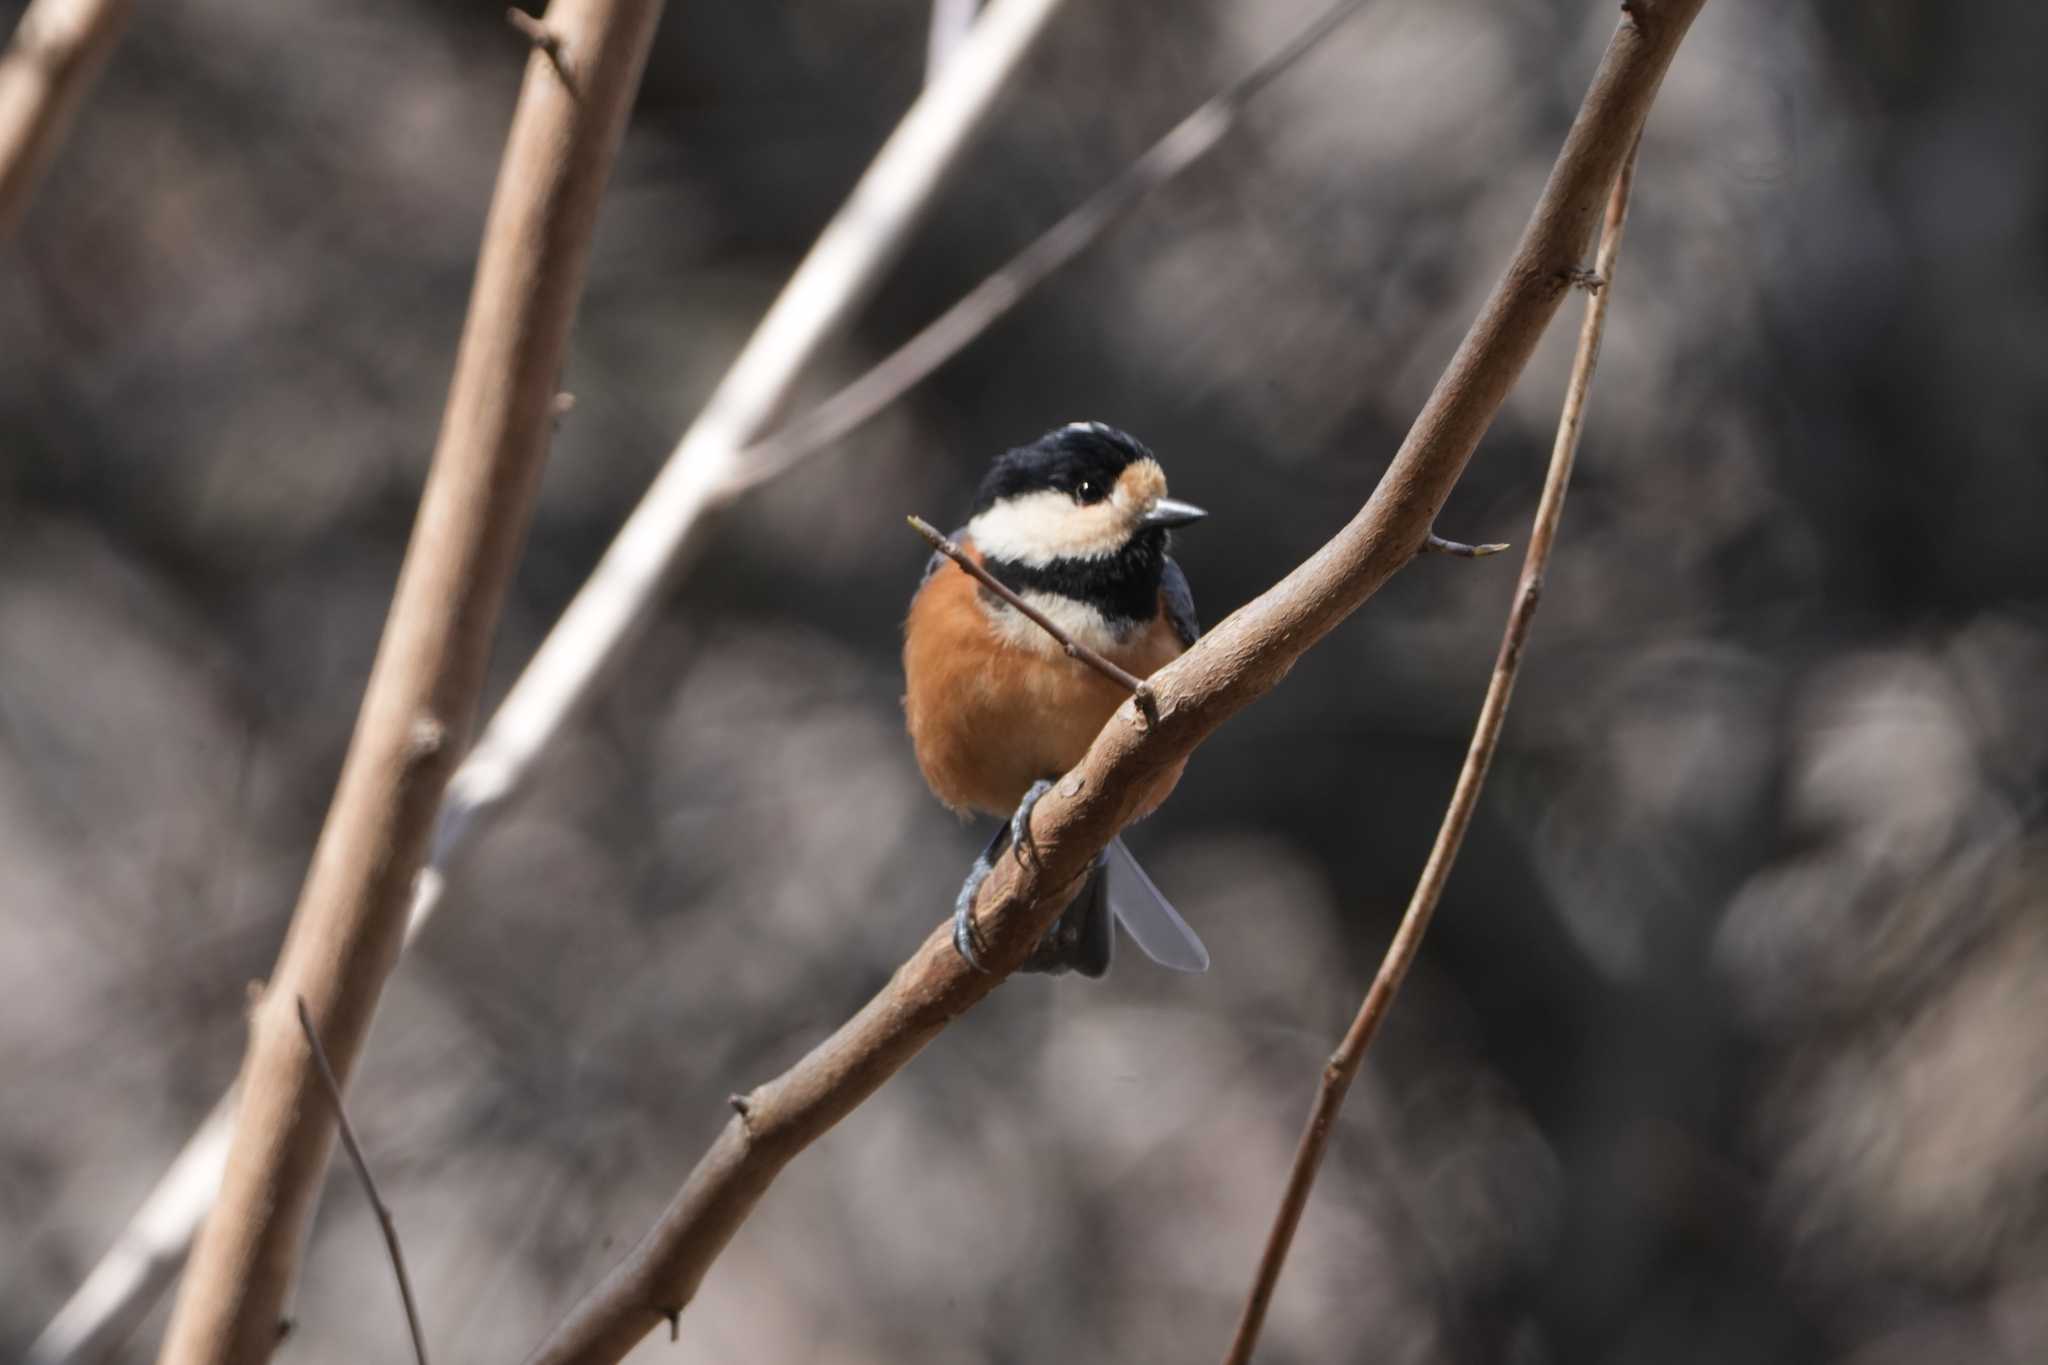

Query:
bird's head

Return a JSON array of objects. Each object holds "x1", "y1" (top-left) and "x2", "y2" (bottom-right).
[{"x1": 965, "y1": 421, "x2": 1205, "y2": 570}]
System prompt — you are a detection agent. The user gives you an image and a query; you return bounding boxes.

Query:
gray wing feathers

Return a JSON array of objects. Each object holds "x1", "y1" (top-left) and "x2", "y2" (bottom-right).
[
  {"x1": 1103, "y1": 836, "x2": 1210, "y2": 972},
  {"x1": 1161, "y1": 556, "x2": 1200, "y2": 647}
]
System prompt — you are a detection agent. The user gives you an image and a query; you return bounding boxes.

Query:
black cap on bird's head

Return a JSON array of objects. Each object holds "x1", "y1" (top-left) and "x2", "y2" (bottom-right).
[
  {"x1": 966, "y1": 422, "x2": 1206, "y2": 569},
  {"x1": 963, "y1": 422, "x2": 1203, "y2": 634}
]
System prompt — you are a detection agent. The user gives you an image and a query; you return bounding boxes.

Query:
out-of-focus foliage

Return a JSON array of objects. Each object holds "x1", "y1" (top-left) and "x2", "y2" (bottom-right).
[{"x1": 5, "y1": 1, "x2": 2046, "y2": 1361}]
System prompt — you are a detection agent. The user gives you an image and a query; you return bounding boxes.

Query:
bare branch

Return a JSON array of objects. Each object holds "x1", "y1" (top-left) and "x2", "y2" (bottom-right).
[
  {"x1": 25, "y1": 2, "x2": 1516, "y2": 1353},
  {"x1": 153, "y1": 3, "x2": 665, "y2": 1362},
  {"x1": 519, "y1": 8, "x2": 1705, "y2": 1362},
  {"x1": 0, "y1": 0, "x2": 130, "y2": 239},
  {"x1": 1220, "y1": 136, "x2": 1646, "y2": 1365},
  {"x1": 1420, "y1": 533, "x2": 1511, "y2": 558},
  {"x1": 28, "y1": 6, "x2": 1066, "y2": 1356},
  {"x1": 925, "y1": 0, "x2": 979, "y2": 81},
  {"x1": 295, "y1": 999, "x2": 431, "y2": 1365},
  {"x1": 719, "y1": 0, "x2": 1380, "y2": 500},
  {"x1": 909, "y1": 515, "x2": 1159, "y2": 715},
  {"x1": 506, "y1": 7, "x2": 575, "y2": 87}
]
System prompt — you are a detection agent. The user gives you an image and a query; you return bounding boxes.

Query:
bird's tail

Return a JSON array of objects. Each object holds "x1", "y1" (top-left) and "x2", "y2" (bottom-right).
[{"x1": 1022, "y1": 836, "x2": 1209, "y2": 977}]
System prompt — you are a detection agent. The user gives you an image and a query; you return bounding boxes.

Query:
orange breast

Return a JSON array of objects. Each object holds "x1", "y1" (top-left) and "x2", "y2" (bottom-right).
[{"x1": 902, "y1": 550, "x2": 1188, "y2": 818}]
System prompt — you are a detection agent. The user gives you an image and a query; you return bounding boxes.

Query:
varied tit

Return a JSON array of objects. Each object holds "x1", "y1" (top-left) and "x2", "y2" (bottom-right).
[{"x1": 903, "y1": 421, "x2": 1210, "y2": 977}]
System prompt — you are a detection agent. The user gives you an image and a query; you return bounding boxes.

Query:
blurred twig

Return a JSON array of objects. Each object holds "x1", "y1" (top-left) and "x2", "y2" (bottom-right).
[
  {"x1": 153, "y1": 3, "x2": 665, "y2": 1362},
  {"x1": 1219, "y1": 139, "x2": 1644, "y2": 1365},
  {"x1": 518, "y1": 9, "x2": 1702, "y2": 1360},
  {"x1": 0, "y1": 0, "x2": 131, "y2": 239},
  {"x1": 909, "y1": 514, "x2": 1159, "y2": 713},
  {"x1": 926, "y1": 0, "x2": 978, "y2": 81},
  {"x1": 30, "y1": 6, "x2": 1062, "y2": 1356},
  {"x1": 295, "y1": 999, "x2": 432, "y2": 1365},
  {"x1": 719, "y1": 0, "x2": 1380, "y2": 500}
]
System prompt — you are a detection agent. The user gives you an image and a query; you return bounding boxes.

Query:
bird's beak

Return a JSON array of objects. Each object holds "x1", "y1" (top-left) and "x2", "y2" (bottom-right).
[{"x1": 1140, "y1": 497, "x2": 1207, "y2": 531}]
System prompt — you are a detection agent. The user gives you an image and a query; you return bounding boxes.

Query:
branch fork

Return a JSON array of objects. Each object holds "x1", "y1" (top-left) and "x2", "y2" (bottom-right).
[{"x1": 507, "y1": 7, "x2": 575, "y2": 87}]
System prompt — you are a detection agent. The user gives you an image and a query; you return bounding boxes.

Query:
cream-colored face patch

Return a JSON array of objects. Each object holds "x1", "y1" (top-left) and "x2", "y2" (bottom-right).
[
  {"x1": 983, "y1": 591, "x2": 1133, "y2": 656},
  {"x1": 967, "y1": 457, "x2": 1170, "y2": 567}
]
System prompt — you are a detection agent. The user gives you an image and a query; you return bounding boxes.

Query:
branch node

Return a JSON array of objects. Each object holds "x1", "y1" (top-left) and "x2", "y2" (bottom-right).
[
  {"x1": 506, "y1": 8, "x2": 575, "y2": 87},
  {"x1": 1131, "y1": 682, "x2": 1159, "y2": 727},
  {"x1": 552, "y1": 391, "x2": 577, "y2": 425},
  {"x1": 1561, "y1": 265, "x2": 1605, "y2": 293},
  {"x1": 408, "y1": 716, "x2": 448, "y2": 759},
  {"x1": 663, "y1": 1307, "x2": 681, "y2": 1342},
  {"x1": 727, "y1": 1093, "x2": 753, "y2": 1132},
  {"x1": 1420, "y1": 533, "x2": 1512, "y2": 559}
]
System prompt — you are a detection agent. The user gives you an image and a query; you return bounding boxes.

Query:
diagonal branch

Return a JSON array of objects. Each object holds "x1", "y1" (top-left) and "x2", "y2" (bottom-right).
[
  {"x1": 28, "y1": 6, "x2": 1062, "y2": 1358},
  {"x1": 154, "y1": 4, "x2": 666, "y2": 1362},
  {"x1": 295, "y1": 999, "x2": 431, "y2": 1365},
  {"x1": 519, "y1": 7, "x2": 1705, "y2": 1362},
  {"x1": 0, "y1": 0, "x2": 131, "y2": 239},
  {"x1": 30, "y1": 8, "x2": 1383, "y2": 1353},
  {"x1": 1220, "y1": 135, "x2": 1645, "y2": 1365}
]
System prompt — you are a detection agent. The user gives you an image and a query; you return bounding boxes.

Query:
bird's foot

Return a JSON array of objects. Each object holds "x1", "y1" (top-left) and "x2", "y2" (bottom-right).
[
  {"x1": 951, "y1": 779, "x2": 1058, "y2": 973},
  {"x1": 952, "y1": 850, "x2": 997, "y2": 973},
  {"x1": 1008, "y1": 778, "x2": 1055, "y2": 870}
]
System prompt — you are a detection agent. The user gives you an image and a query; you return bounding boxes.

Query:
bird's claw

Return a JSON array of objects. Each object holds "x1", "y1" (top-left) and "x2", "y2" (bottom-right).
[
  {"x1": 953, "y1": 852, "x2": 995, "y2": 973},
  {"x1": 951, "y1": 779, "x2": 1060, "y2": 973},
  {"x1": 1009, "y1": 778, "x2": 1055, "y2": 870}
]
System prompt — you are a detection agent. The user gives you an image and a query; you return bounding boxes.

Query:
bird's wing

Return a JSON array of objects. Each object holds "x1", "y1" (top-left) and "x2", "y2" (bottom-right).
[
  {"x1": 1103, "y1": 836, "x2": 1210, "y2": 972},
  {"x1": 922, "y1": 526, "x2": 973, "y2": 584},
  {"x1": 1161, "y1": 555, "x2": 1200, "y2": 647}
]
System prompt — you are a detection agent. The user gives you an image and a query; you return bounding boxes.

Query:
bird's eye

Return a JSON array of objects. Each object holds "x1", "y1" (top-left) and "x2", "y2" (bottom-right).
[{"x1": 1074, "y1": 478, "x2": 1100, "y2": 503}]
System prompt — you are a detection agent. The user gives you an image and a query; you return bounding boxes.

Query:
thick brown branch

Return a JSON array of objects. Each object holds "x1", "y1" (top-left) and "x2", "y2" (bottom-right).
[
  {"x1": 295, "y1": 1001, "x2": 431, "y2": 1365},
  {"x1": 1220, "y1": 137, "x2": 1646, "y2": 1365},
  {"x1": 0, "y1": 0, "x2": 131, "y2": 239},
  {"x1": 908, "y1": 515, "x2": 1158, "y2": 717},
  {"x1": 155, "y1": 4, "x2": 666, "y2": 1363},
  {"x1": 518, "y1": 7, "x2": 1703, "y2": 1362}
]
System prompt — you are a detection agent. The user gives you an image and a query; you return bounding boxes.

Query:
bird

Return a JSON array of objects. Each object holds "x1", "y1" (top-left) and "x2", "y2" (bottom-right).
[{"x1": 903, "y1": 421, "x2": 1210, "y2": 978}]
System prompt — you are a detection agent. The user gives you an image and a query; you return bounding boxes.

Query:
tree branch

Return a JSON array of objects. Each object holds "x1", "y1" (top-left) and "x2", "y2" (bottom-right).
[
  {"x1": 519, "y1": 7, "x2": 1705, "y2": 1362},
  {"x1": 925, "y1": 0, "x2": 979, "y2": 81},
  {"x1": 1220, "y1": 134, "x2": 1645, "y2": 1365},
  {"x1": 0, "y1": 0, "x2": 131, "y2": 239},
  {"x1": 295, "y1": 1000, "x2": 431, "y2": 1365},
  {"x1": 154, "y1": 4, "x2": 665, "y2": 1362},
  {"x1": 24, "y1": 2, "x2": 1528, "y2": 1355},
  {"x1": 31, "y1": 6, "x2": 1069, "y2": 1356},
  {"x1": 717, "y1": 0, "x2": 1378, "y2": 500}
]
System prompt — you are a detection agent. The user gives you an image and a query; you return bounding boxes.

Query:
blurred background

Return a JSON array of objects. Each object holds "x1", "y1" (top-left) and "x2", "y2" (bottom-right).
[{"x1": 6, "y1": 0, "x2": 2047, "y2": 1361}]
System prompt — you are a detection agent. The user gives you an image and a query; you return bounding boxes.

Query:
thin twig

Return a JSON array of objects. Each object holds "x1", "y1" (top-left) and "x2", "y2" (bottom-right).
[
  {"x1": 519, "y1": 10, "x2": 1701, "y2": 1359},
  {"x1": 295, "y1": 999, "x2": 432, "y2": 1365},
  {"x1": 908, "y1": 515, "x2": 1158, "y2": 718},
  {"x1": 154, "y1": 3, "x2": 665, "y2": 1361},
  {"x1": 925, "y1": 0, "x2": 979, "y2": 81},
  {"x1": 1420, "y1": 533, "x2": 1511, "y2": 558},
  {"x1": 28, "y1": 7, "x2": 1064, "y2": 1356},
  {"x1": 719, "y1": 0, "x2": 1380, "y2": 500},
  {"x1": 37, "y1": 11, "x2": 1382, "y2": 1346},
  {"x1": 1219, "y1": 139, "x2": 1644, "y2": 1365},
  {"x1": 0, "y1": 0, "x2": 132, "y2": 240}
]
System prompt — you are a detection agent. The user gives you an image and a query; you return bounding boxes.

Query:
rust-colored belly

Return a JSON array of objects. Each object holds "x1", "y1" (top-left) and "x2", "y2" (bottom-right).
[{"x1": 903, "y1": 553, "x2": 1186, "y2": 817}]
